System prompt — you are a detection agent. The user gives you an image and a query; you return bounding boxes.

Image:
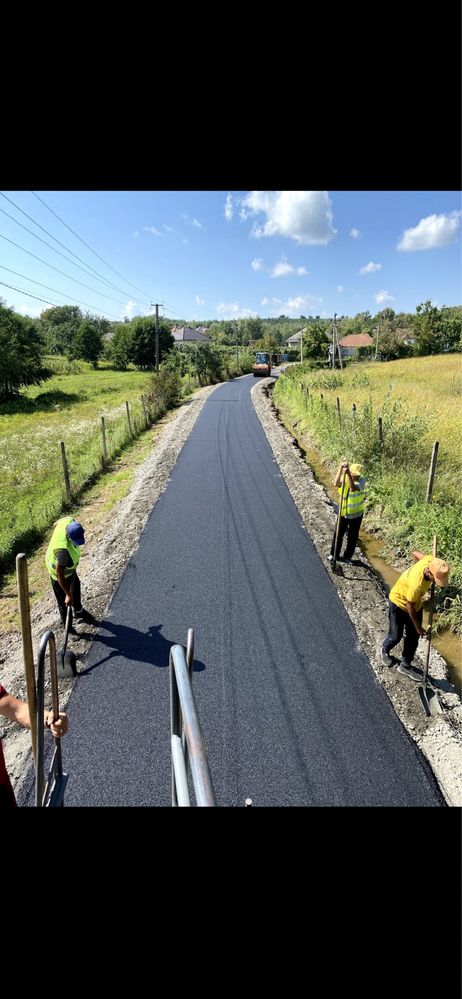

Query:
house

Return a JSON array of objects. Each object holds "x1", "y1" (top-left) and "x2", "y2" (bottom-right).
[
  {"x1": 194, "y1": 325, "x2": 210, "y2": 336},
  {"x1": 332, "y1": 332, "x2": 374, "y2": 358},
  {"x1": 394, "y1": 327, "x2": 416, "y2": 347},
  {"x1": 171, "y1": 326, "x2": 211, "y2": 343},
  {"x1": 286, "y1": 327, "x2": 307, "y2": 347}
]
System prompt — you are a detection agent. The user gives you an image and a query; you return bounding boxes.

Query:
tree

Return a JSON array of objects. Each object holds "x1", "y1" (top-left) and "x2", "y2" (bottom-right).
[
  {"x1": 0, "y1": 300, "x2": 51, "y2": 400},
  {"x1": 107, "y1": 323, "x2": 133, "y2": 370},
  {"x1": 69, "y1": 319, "x2": 104, "y2": 367},
  {"x1": 413, "y1": 300, "x2": 444, "y2": 355},
  {"x1": 302, "y1": 321, "x2": 329, "y2": 359},
  {"x1": 129, "y1": 316, "x2": 174, "y2": 369},
  {"x1": 40, "y1": 305, "x2": 83, "y2": 355}
]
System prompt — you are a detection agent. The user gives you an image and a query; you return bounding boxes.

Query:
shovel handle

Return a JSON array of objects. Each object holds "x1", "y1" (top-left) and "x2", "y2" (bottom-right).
[
  {"x1": 332, "y1": 475, "x2": 347, "y2": 570},
  {"x1": 422, "y1": 535, "x2": 437, "y2": 684}
]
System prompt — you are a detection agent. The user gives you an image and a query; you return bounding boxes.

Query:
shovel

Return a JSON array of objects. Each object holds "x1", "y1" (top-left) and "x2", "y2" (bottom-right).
[
  {"x1": 35, "y1": 629, "x2": 68, "y2": 807},
  {"x1": 331, "y1": 474, "x2": 347, "y2": 574},
  {"x1": 57, "y1": 604, "x2": 78, "y2": 679},
  {"x1": 418, "y1": 535, "x2": 442, "y2": 717}
]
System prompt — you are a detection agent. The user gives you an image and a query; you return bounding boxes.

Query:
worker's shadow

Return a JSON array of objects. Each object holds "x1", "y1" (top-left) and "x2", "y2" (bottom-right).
[{"x1": 76, "y1": 620, "x2": 206, "y2": 675}]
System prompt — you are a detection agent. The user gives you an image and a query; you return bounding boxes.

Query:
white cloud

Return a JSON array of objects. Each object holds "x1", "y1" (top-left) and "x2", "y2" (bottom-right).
[
  {"x1": 270, "y1": 257, "x2": 308, "y2": 277},
  {"x1": 143, "y1": 226, "x2": 162, "y2": 236},
  {"x1": 259, "y1": 293, "x2": 323, "y2": 317},
  {"x1": 350, "y1": 228, "x2": 362, "y2": 239},
  {"x1": 360, "y1": 261, "x2": 382, "y2": 274},
  {"x1": 397, "y1": 210, "x2": 461, "y2": 251},
  {"x1": 271, "y1": 260, "x2": 295, "y2": 277},
  {"x1": 182, "y1": 238, "x2": 188, "y2": 244},
  {"x1": 224, "y1": 193, "x2": 233, "y2": 221},
  {"x1": 251, "y1": 257, "x2": 264, "y2": 271},
  {"x1": 337, "y1": 285, "x2": 344, "y2": 293},
  {"x1": 196, "y1": 295, "x2": 205, "y2": 306},
  {"x1": 163, "y1": 224, "x2": 176, "y2": 233},
  {"x1": 133, "y1": 231, "x2": 139, "y2": 238},
  {"x1": 216, "y1": 302, "x2": 257, "y2": 319},
  {"x1": 18, "y1": 303, "x2": 43, "y2": 317},
  {"x1": 181, "y1": 213, "x2": 204, "y2": 229},
  {"x1": 242, "y1": 191, "x2": 337, "y2": 245},
  {"x1": 122, "y1": 300, "x2": 138, "y2": 319},
  {"x1": 374, "y1": 290, "x2": 395, "y2": 304}
]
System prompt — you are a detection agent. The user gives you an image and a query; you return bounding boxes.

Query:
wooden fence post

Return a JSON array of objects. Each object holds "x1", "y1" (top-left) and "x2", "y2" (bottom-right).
[
  {"x1": 60, "y1": 442, "x2": 71, "y2": 503},
  {"x1": 426, "y1": 441, "x2": 439, "y2": 503},
  {"x1": 16, "y1": 554, "x2": 37, "y2": 766},
  {"x1": 125, "y1": 401, "x2": 133, "y2": 436},
  {"x1": 101, "y1": 417, "x2": 108, "y2": 461},
  {"x1": 141, "y1": 396, "x2": 148, "y2": 428},
  {"x1": 352, "y1": 403, "x2": 356, "y2": 420},
  {"x1": 336, "y1": 397, "x2": 341, "y2": 423},
  {"x1": 377, "y1": 416, "x2": 383, "y2": 445}
]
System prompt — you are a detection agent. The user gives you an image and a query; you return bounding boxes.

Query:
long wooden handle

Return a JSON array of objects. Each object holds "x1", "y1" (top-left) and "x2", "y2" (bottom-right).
[
  {"x1": 423, "y1": 535, "x2": 437, "y2": 683},
  {"x1": 16, "y1": 554, "x2": 37, "y2": 765}
]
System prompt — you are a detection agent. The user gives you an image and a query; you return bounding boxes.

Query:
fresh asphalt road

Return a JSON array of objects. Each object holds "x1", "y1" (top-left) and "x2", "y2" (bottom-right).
[{"x1": 26, "y1": 374, "x2": 444, "y2": 806}]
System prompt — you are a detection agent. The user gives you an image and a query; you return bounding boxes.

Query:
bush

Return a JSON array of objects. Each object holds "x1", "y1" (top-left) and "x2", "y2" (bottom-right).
[{"x1": 146, "y1": 369, "x2": 182, "y2": 415}]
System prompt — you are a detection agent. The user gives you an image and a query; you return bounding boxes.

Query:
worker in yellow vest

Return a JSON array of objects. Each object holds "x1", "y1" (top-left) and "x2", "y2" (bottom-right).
[
  {"x1": 45, "y1": 517, "x2": 95, "y2": 630},
  {"x1": 328, "y1": 461, "x2": 366, "y2": 565},
  {"x1": 381, "y1": 550, "x2": 449, "y2": 680}
]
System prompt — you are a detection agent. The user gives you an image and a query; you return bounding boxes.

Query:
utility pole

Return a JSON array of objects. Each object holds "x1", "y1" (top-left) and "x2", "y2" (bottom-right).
[
  {"x1": 300, "y1": 328, "x2": 303, "y2": 363},
  {"x1": 150, "y1": 302, "x2": 164, "y2": 372},
  {"x1": 374, "y1": 321, "x2": 380, "y2": 360},
  {"x1": 332, "y1": 313, "x2": 343, "y2": 370}
]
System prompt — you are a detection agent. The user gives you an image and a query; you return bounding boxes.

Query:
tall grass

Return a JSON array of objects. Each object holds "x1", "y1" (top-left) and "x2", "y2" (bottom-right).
[
  {"x1": 0, "y1": 364, "x2": 156, "y2": 571},
  {"x1": 274, "y1": 356, "x2": 462, "y2": 631}
]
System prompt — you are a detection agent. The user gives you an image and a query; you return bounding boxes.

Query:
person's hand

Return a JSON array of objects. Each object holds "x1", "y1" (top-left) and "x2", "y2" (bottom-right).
[
  {"x1": 46, "y1": 712, "x2": 68, "y2": 737},
  {"x1": 418, "y1": 627, "x2": 427, "y2": 639},
  {"x1": 341, "y1": 462, "x2": 348, "y2": 471},
  {"x1": 64, "y1": 593, "x2": 73, "y2": 607}
]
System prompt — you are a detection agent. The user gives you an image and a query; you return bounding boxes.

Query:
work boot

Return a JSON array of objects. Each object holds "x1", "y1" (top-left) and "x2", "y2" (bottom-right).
[
  {"x1": 74, "y1": 607, "x2": 97, "y2": 625},
  {"x1": 381, "y1": 649, "x2": 394, "y2": 667},
  {"x1": 397, "y1": 661, "x2": 422, "y2": 682}
]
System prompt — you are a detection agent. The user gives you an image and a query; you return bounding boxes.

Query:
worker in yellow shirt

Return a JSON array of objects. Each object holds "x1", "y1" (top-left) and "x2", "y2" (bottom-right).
[{"x1": 381, "y1": 550, "x2": 449, "y2": 680}]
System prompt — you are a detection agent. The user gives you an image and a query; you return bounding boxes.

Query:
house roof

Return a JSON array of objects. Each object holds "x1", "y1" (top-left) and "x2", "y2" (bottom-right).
[
  {"x1": 194, "y1": 325, "x2": 209, "y2": 334},
  {"x1": 172, "y1": 326, "x2": 210, "y2": 342},
  {"x1": 286, "y1": 327, "x2": 307, "y2": 343},
  {"x1": 338, "y1": 333, "x2": 374, "y2": 347}
]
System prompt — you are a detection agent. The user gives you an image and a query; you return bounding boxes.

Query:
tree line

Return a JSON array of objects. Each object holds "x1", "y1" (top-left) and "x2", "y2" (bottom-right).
[{"x1": 0, "y1": 299, "x2": 460, "y2": 402}]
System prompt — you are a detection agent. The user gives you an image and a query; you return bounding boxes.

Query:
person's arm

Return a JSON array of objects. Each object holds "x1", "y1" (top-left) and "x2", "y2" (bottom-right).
[
  {"x1": 412, "y1": 550, "x2": 425, "y2": 562},
  {"x1": 56, "y1": 564, "x2": 73, "y2": 606},
  {"x1": 405, "y1": 601, "x2": 427, "y2": 638},
  {"x1": 344, "y1": 464, "x2": 358, "y2": 491},
  {"x1": 0, "y1": 692, "x2": 68, "y2": 737}
]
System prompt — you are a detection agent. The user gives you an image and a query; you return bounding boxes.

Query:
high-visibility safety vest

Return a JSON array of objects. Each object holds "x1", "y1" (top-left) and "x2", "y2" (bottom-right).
[
  {"x1": 338, "y1": 477, "x2": 366, "y2": 519},
  {"x1": 45, "y1": 517, "x2": 81, "y2": 580}
]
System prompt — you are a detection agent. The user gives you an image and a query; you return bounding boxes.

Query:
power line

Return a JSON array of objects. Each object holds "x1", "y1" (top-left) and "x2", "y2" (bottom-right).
[
  {"x1": 0, "y1": 230, "x2": 134, "y2": 307},
  {"x1": 0, "y1": 207, "x2": 129, "y2": 306},
  {"x1": 31, "y1": 191, "x2": 156, "y2": 302},
  {"x1": 0, "y1": 191, "x2": 152, "y2": 306},
  {"x1": 0, "y1": 279, "x2": 62, "y2": 309},
  {"x1": 0, "y1": 264, "x2": 121, "y2": 319}
]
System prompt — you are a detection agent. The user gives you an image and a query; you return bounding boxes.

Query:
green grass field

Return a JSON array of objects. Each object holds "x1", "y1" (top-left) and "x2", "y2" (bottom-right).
[
  {"x1": 0, "y1": 361, "x2": 153, "y2": 569},
  {"x1": 274, "y1": 354, "x2": 462, "y2": 631}
]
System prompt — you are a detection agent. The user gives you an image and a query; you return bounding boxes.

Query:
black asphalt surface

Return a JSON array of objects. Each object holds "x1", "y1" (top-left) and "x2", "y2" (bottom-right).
[{"x1": 24, "y1": 374, "x2": 444, "y2": 806}]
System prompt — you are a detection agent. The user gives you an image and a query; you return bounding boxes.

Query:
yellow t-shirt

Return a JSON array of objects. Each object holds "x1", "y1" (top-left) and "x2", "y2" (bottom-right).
[{"x1": 389, "y1": 555, "x2": 433, "y2": 612}]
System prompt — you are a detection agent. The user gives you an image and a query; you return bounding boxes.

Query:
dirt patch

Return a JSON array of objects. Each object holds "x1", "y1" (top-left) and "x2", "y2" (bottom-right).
[
  {"x1": 252, "y1": 379, "x2": 462, "y2": 806},
  {"x1": 0, "y1": 383, "x2": 219, "y2": 798}
]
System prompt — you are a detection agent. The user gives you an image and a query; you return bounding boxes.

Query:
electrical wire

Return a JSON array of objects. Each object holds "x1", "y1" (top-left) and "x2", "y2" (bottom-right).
[
  {"x1": 32, "y1": 190, "x2": 156, "y2": 301},
  {"x1": 0, "y1": 264, "x2": 121, "y2": 319},
  {"x1": 0, "y1": 191, "x2": 151, "y2": 304}
]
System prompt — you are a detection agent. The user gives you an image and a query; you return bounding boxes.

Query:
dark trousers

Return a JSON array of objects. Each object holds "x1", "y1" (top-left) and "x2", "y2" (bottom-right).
[
  {"x1": 51, "y1": 572, "x2": 82, "y2": 624},
  {"x1": 330, "y1": 515, "x2": 363, "y2": 559},
  {"x1": 382, "y1": 600, "x2": 423, "y2": 665}
]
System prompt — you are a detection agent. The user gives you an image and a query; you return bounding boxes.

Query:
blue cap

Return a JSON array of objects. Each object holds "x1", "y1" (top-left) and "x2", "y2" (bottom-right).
[{"x1": 66, "y1": 521, "x2": 85, "y2": 546}]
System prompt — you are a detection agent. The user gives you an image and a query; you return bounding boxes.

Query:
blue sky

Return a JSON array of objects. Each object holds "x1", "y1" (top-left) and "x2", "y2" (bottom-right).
[{"x1": 0, "y1": 190, "x2": 460, "y2": 324}]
